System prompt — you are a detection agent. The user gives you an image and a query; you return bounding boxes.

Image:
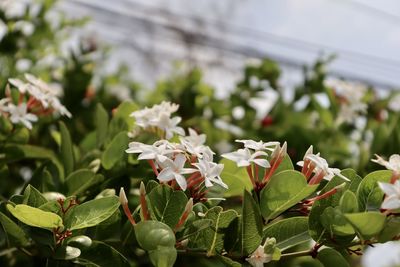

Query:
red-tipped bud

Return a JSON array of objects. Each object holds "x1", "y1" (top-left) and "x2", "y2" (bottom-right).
[
  {"x1": 140, "y1": 182, "x2": 150, "y2": 221},
  {"x1": 119, "y1": 187, "x2": 136, "y2": 226},
  {"x1": 174, "y1": 198, "x2": 193, "y2": 232},
  {"x1": 119, "y1": 187, "x2": 128, "y2": 205}
]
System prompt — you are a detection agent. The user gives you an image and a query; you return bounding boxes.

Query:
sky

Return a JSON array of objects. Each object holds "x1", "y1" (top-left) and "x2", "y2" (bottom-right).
[{"x1": 61, "y1": 0, "x2": 400, "y2": 94}]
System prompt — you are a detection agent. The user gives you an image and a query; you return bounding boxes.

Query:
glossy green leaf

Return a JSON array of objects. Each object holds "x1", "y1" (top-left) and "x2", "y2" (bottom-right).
[
  {"x1": 241, "y1": 190, "x2": 263, "y2": 255},
  {"x1": 197, "y1": 206, "x2": 238, "y2": 256},
  {"x1": 65, "y1": 169, "x2": 104, "y2": 196},
  {"x1": 64, "y1": 196, "x2": 120, "y2": 231},
  {"x1": 77, "y1": 241, "x2": 130, "y2": 267},
  {"x1": 309, "y1": 169, "x2": 362, "y2": 246},
  {"x1": 147, "y1": 185, "x2": 188, "y2": 228},
  {"x1": 148, "y1": 246, "x2": 177, "y2": 267},
  {"x1": 344, "y1": 212, "x2": 386, "y2": 240},
  {"x1": 357, "y1": 170, "x2": 392, "y2": 211},
  {"x1": 95, "y1": 103, "x2": 109, "y2": 148},
  {"x1": 339, "y1": 191, "x2": 358, "y2": 213},
  {"x1": 112, "y1": 101, "x2": 138, "y2": 130},
  {"x1": 263, "y1": 217, "x2": 311, "y2": 251},
  {"x1": 59, "y1": 121, "x2": 75, "y2": 176},
  {"x1": 0, "y1": 212, "x2": 30, "y2": 246},
  {"x1": 6, "y1": 204, "x2": 63, "y2": 230},
  {"x1": 317, "y1": 248, "x2": 350, "y2": 267},
  {"x1": 378, "y1": 216, "x2": 400, "y2": 242},
  {"x1": 135, "y1": 220, "x2": 176, "y2": 250},
  {"x1": 260, "y1": 170, "x2": 318, "y2": 221},
  {"x1": 23, "y1": 185, "x2": 47, "y2": 208},
  {"x1": 101, "y1": 131, "x2": 129, "y2": 170},
  {"x1": 219, "y1": 158, "x2": 252, "y2": 197},
  {"x1": 320, "y1": 207, "x2": 355, "y2": 236}
]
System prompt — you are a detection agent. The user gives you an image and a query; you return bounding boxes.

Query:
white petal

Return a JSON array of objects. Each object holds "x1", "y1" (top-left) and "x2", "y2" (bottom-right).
[
  {"x1": 157, "y1": 168, "x2": 174, "y2": 182},
  {"x1": 378, "y1": 182, "x2": 399, "y2": 196},
  {"x1": 174, "y1": 174, "x2": 187, "y2": 190},
  {"x1": 381, "y1": 196, "x2": 400, "y2": 210},
  {"x1": 252, "y1": 158, "x2": 270, "y2": 168}
]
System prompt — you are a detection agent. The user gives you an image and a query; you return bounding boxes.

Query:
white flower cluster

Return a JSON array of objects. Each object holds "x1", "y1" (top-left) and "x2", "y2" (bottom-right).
[
  {"x1": 0, "y1": 74, "x2": 71, "y2": 129},
  {"x1": 221, "y1": 139, "x2": 280, "y2": 168},
  {"x1": 126, "y1": 128, "x2": 227, "y2": 191},
  {"x1": 372, "y1": 154, "x2": 400, "y2": 210},
  {"x1": 324, "y1": 78, "x2": 367, "y2": 125},
  {"x1": 130, "y1": 101, "x2": 184, "y2": 139},
  {"x1": 297, "y1": 145, "x2": 349, "y2": 184}
]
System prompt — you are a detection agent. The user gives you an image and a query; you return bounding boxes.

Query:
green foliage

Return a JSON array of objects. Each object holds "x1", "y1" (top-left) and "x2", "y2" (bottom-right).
[
  {"x1": 260, "y1": 170, "x2": 318, "y2": 221},
  {"x1": 0, "y1": 1, "x2": 399, "y2": 266}
]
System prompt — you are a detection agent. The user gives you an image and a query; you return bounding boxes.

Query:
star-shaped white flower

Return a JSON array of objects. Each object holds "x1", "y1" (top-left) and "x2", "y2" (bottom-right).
[
  {"x1": 156, "y1": 154, "x2": 196, "y2": 190},
  {"x1": 156, "y1": 113, "x2": 185, "y2": 139},
  {"x1": 7, "y1": 103, "x2": 38, "y2": 129},
  {"x1": 193, "y1": 159, "x2": 227, "y2": 189},
  {"x1": 222, "y1": 148, "x2": 270, "y2": 168},
  {"x1": 372, "y1": 154, "x2": 400, "y2": 174},
  {"x1": 235, "y1": 139, "x2": 279, "y2": 152},
  {"x1": 246, "y1": 244, "x2": 272, "y2": 267},
  {"x1": 297, "y1": 153, "x2": 349, "y2": 182},
  {"x1": 378, "y1": 180, "x2": 400, "y2": 210},
  {"x1": 125, "y1": 140, "x2": 178, "y2": 160}
]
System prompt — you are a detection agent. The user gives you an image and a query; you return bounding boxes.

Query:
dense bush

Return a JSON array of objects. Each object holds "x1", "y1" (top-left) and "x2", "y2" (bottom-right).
[{"x1": 1, "y1": 1, "x2": 400, "y2": 267}]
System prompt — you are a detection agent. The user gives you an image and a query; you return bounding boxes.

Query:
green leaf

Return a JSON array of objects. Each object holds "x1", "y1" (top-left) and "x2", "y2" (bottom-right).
[
  {"x1": 59, "y1": 121, "x2": 75, "y2": 176},
  {"x1": 219, "y1": 158, "x2": 252, "y2": 197},
  {"x1": 357, "y1": 170, "x2": 392, "y2": 211},
  {"x1": 216, "y1": 255, "x2": 242, "y2": 267},
  {"x1": 23, "y1": 185, "x2": 47, "y2": 207},
  {"x1": 95, "y1": 103, "x2": 109, "y2": 148},
  {"x1": 148, "y1": 246, "x2": 177, "y2": 267},
  {"x1": 339, "y1": 191, "x2": 358, "y2": 213},
  {"x1": 6, "y1": 204, "x2": 63, "y2": 230},
  {"x1": 101, "y1": 131, "x2": 129, "y2": 170},
  {"x1": 309, "y1": 169, "x2": 362, "y2": 246},
  {"x1": 378, "y1": 216, "x2": 400, "y2": 242},
  {"x1": 260, "y1": 170, "x2": 318, "y2": 221},
  {"x1": 241, "y1": 190, "x2": 263, "y2": 255},
  {"x1": 112, "y1": 101, "x2": 138, "y2": 130},
  {"x1": 147, "y1": 185, "x2": 188, "y2": 228},
  {"x1": 1, "y1": 145, "x2": 61, "y2": 173},
  {"x1": 263, "y1": 217, "x2": 311, "y2": 251},
  {"x1": 317, "y1": 248, "x2": 350, "y2": 267},
  {"x1": 0, "y1": 212, "x2": 30, "y2": 247},
  {"x1": 64, "y1": 196, "x2": 120, "y2": 231},
  {"x1": 135, "y1": 221, "x2": 175, "y2": 249},
  {"x1": 344, "y1": 212, "x2": 386, "y2": 240},
  {"x1": 320, "y1": 207, "x2": 355, "y2": 236},
  {"x1": 65, "y1": 169, "x2": 104, "y2": 196},
  {"x1": 197, "y1": 206, "x2": 238, "y2": 256},
  {"x1": 182, "y1": 219, "x2": 213, "y2": 240},
  {"x1": 77, "y1": 241, "x2": 130, "y2": 267}
]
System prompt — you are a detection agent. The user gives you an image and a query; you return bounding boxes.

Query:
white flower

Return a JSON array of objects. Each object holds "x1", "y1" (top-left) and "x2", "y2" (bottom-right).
[
  {"x1": 388, "y1": 94, "x2": 400, "y2": 112},
  {"x1": 222, "y1": 148, "x2": 270, "y2": 168},
  {"x1": 130, "y1": 102, "x2": 183, "y2": 139},
  {"x1": 378, "y1": 180, "x2": 400, "y2": 210},
  {"x1": 156, "y1": 154, "x2": 196, "y2": 190},
  {"x1": 297, "y1": 152, "x2": 349, "y2": 183},
  {"x1": 246, "y1": 244, "x2": 272, "y2": 267},
  {"x1": 181, "y1": 128, "x2": 206, "y2": 147},
  {"x1": 125, "y1": 140, "x2": 178, "y2": 160},
  {"x1": 156, "y1": 113, "x2": 185, "y2": 139},
  {"x1": 180, "y1": 128, "x2": 215, "y2": 159},
  {"x1": 235, "y1": 139, "x2": 279, "y2": 152},
  {"x1": 8, "y1": 74, "x2": 71, "y2": 117},
  {"x1": 372, "y1": 154, "x2": 400, "y2": 174},
  {"x1": 7, "y1": 103, "x2": 38, "y2": 129},
  {"x1": 325, "y1": 78, "x2": 367, "y2": 125},
  {"x1": 193, "y1": 159, "x2": 227, "y2": 189}
]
